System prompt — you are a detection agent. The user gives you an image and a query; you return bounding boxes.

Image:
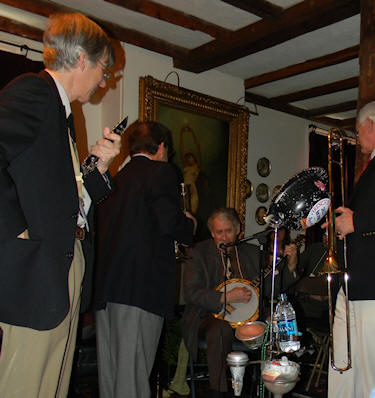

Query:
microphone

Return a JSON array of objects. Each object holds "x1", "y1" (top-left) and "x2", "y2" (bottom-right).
[{"x1": 217, "y1": 241, "x2": 227, "y2": 250}]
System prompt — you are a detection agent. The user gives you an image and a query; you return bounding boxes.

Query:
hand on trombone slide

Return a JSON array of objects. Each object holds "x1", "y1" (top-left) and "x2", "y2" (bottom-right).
[{"x1": 321, "y1": 206, "x2": 354, "y2": 239}]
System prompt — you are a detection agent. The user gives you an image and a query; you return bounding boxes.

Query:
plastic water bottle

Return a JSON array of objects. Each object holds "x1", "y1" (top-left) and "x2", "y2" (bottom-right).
[
  {"x1": 276, "y1": 293, "x2": 300, "y2": 352},
  {"x1": 271, "y1": 303, "x2": 279, "y2": 347}
]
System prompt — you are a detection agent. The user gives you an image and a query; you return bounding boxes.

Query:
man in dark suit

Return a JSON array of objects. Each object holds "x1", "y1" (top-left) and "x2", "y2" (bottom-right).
[
  {"x1": 327, "y1": 102, "x2": 375, "y2": 398},
  {"x1": 181, "y1": 208, "x2": 298, "y2": 397},
  {"x1": 94, "y1": 121, "x2": 196, "y2": 398},
  {"x1": 0, "y1": 13, "x2": 121, "y2": 398}
]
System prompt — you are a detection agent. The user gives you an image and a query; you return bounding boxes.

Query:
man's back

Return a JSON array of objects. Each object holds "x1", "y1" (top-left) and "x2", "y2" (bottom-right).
[{"x1": 94, "y1": 155, "x2": 194, "y2": 318}]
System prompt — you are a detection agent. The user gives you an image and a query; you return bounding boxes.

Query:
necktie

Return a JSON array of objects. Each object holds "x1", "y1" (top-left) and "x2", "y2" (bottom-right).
[
  {"x1": 67, "y1": 113, "x2": 88, "y2": 228},
  {"x1": 360, "y1": 156, "x2": 372, "y2": 176}
]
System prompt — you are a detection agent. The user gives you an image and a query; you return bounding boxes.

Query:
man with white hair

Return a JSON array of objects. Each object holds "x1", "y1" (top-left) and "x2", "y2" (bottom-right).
[
  {"x1": 0, "y1": 13, "x2": 121, "y2": 398},
  {"x1": 181, "y1": 207, "x2": 298, "y2": 398},
  {"x1": 327, "y1": 101, "x2": 375, "y2": 398}
]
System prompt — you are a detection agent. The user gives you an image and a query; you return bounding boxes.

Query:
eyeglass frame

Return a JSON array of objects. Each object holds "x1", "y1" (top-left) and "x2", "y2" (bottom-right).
[{"x1": 97, "y1": 59, "x2": 112, "y2": 81}]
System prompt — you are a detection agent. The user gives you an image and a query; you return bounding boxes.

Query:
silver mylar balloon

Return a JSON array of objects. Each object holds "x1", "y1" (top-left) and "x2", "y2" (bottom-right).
[{"x1": 265, "y1": 167, "x2": 330, "y2": 230}]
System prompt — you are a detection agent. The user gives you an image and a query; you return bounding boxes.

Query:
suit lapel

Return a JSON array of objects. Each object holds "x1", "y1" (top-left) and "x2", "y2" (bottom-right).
[
  {"x1": 38, "y1": 70, "x2": 79, "y2": 205},
  {"x1": 206, "y1": 240, "x2": 224, "y2": 287}
]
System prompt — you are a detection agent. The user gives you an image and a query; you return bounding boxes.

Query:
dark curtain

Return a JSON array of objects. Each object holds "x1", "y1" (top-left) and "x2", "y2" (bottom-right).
[
  {"x1": 306, "y1": 131, "x2": 356, "y2": 246},
  {"x1": 0, "y1": 49, "x2": 43, "y2": 89}
]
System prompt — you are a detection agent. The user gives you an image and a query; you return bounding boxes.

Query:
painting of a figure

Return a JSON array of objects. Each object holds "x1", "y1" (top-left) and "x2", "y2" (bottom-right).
[
  {"x1": 158, "y1": 103, "x2": 229, "y2": 240},
  {"x1": 139, "y1": 75, "x2": 250, "y2": 238}
]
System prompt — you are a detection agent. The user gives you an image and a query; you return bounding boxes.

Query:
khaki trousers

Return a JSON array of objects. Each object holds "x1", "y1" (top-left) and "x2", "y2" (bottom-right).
[
  {"x1": 0, "y1": 239, "x2": 85, "y2": 398},
  {"x1": 328, "y1": 288, "x2": 375, "y2": 398}
]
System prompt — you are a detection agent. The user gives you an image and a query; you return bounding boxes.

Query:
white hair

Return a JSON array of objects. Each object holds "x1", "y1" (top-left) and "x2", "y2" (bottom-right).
[{"x1": 357, "y1": 101, "x2": 375, "y2": 126}]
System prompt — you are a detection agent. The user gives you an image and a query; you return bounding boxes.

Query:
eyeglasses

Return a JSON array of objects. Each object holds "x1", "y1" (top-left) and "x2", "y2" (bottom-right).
[{"x1": 98, "y1": 60, "x2": 112, "y2": 81}]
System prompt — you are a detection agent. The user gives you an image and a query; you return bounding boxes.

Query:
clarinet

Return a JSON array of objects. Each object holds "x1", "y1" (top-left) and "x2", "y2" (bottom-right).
[
  {"x1": 175, "y1": 183, "x2": 188, "y2": 260},
  {"x1": 81, "y1": 116, "x2": 128, "y2": 177}
]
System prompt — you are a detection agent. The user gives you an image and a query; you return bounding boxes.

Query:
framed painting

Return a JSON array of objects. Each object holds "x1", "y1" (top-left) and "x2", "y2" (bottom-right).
[{"x1": 139, "y1": 75, "x2": 250, "y2": 240}]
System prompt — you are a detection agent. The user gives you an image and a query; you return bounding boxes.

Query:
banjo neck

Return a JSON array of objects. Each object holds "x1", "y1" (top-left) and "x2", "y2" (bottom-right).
[{"x1": 251, "y1": 234, "x2": 305, "y2": 288}]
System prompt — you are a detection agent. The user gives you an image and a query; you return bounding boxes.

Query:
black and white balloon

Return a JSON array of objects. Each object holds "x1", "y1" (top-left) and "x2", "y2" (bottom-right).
[{"x1": 265, "y1": 167, "x2": 330, "y2": 230}]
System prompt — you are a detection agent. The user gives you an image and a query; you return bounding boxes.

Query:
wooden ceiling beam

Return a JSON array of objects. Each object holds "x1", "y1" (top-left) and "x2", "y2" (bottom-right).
[
  {"x1": 0, "y1": 0, "x2": 62, "y2": 17},
  {"x1": 245, "y1": 92, "x2": 309, "y2": 119},
  {"x1": 0, "y1": 0, "x2": 188, "y2": 58},
  {"x1": 246, "y1": 91, "x2": 356, "y2": 131},
  {"x1": 244, "y1": 45, "x2": 359, "y2": 89},
  {"x1": 272, "y1": 76, "x2": 358, "y2": 103},
  {"x1": 310, "y1": 116, "x2": 355, "y2": 131},
  {"x1": 339, "y1": 117, "x2": 356, "y2": 129},
  {"x1": 104, "y1": 0, "x2": 230, "y2": 38},
  {"x1": 174, "y1": 0, "x2": 359, "y2": 73},
  {"x1": 0, "y1": 15, "x2": 43, "y2": 41},
  {"x1": 307, "y1": 100, "x2": 357, "y2": 117},
  {"x1": 221, "y1": 0, "x2": 283, "y2": 20}
]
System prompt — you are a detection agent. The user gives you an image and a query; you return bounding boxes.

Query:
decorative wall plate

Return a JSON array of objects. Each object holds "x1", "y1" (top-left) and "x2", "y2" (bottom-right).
[
  {"x1": 255, "y1": 206, "x2": 267, "y2": 225},
  {"x1": 256, "y1": 183, "x2": 270, "y2": 203},
  {"x1": 257, "y1": 157, "x2": 271, "y2": 177},
  {"x1": 244, "y1": 179, "x2": 253, "y2": 199},
  {"x1": 272, "y1": 185, "x2": 282, "y2": 198}
]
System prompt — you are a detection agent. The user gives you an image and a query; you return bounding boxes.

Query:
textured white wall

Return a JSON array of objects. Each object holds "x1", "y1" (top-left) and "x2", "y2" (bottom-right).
[
  {"x1": 83, "y1": 43, "x2": 312, "y2": 234},
  {"x1": 245, "y1": 106, "x2": 310, "y2": 235}
]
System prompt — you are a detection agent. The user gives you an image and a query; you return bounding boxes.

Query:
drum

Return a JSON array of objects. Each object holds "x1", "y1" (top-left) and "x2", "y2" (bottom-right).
[
  {"x1": 213, "y1": 278, "x2": 259, "y2": 328},
  {"x1": 235, "y1": 321, "x2": 267, "y2": 350}
]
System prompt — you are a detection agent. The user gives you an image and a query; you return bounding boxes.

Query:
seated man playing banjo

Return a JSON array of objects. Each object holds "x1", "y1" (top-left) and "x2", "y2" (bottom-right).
[{"x1": 180, "y1": 207, "x2": 298, "y2": 398}]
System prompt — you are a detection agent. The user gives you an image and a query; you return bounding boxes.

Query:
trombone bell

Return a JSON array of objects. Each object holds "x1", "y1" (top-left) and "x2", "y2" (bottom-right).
[{"x1": 320, "y1": 250, "x2": 343, "y2": 274}]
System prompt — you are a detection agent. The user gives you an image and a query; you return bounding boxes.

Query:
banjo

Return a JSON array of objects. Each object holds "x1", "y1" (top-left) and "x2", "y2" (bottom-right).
[
  {"x1": 213, "y1": 235, "x2": 305, "y2": 328},
  {"x1": 213, "y1": 278, "x2": 259, "y2": 328}
]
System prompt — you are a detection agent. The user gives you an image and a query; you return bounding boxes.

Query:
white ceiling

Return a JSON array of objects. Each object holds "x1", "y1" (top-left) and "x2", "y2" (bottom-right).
[{"x1": 0, "y1": 0, "x2": 361, "y2": 125}]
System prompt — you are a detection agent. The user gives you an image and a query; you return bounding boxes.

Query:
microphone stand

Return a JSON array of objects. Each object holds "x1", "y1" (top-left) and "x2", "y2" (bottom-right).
[
  {"x1": 219, "y1": 229, "x2": 273, "y2": 249},
  {"x1": 257, "y1": 236, "x2": 268, "y2": 321}
]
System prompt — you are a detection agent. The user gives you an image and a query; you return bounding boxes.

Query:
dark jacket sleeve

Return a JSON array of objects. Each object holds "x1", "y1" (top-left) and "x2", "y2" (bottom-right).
[
  {"x1": 84, "y1": 169, "x2": 112, "y2": 205},
  {"x1": 183, "y1": 246, "x2": 223, "y2": 314}
]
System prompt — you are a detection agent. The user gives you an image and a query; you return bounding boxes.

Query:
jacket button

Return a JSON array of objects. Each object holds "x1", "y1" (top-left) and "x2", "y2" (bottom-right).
[{"x1": 66, "y1": 252, "x2": 74, "y2": 258}]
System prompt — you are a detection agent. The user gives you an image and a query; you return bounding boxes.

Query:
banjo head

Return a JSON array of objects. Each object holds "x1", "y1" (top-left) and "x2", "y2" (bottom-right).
[{"x1": 214, "y1": 278, "x2": 259, "y2": 328}]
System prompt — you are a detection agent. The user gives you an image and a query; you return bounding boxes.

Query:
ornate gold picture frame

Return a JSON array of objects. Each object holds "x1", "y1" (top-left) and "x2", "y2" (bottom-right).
[{"x1": 139, "y1": 76, "x2": 250, "y2": 238}]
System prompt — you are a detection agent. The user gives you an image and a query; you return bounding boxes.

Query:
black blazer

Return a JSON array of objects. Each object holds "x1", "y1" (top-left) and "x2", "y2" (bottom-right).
[
  {"x1": 346, "y1": 157, "x2": 375, "y2": 300},
  {"x1": 94, "y1": 155, "x2": 194, "y2": 318},
  {"x1": 0, "y1": 71, "x2": 111, "y2": 330}
]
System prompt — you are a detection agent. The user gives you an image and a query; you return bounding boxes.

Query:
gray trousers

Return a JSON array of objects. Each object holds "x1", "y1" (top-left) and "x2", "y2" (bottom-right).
[{"x1": 96, "y1": 303, "x2": 164, "y2": 398}]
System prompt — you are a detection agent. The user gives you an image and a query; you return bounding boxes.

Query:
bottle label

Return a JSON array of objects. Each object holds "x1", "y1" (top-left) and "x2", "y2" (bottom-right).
[{"x1": 277, "y1": 319, "x2": 298, "y2": 338}]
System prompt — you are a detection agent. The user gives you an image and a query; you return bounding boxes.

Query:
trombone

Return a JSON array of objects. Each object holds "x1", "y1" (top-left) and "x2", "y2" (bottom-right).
[{"x1": 320, "y1": 128, "x2": 351, "y2": 372}]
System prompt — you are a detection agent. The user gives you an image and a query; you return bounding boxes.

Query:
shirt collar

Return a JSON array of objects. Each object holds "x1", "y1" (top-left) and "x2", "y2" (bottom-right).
[
  {"x1": 45, "y1": 70, "x2": 71, "y2": 118},
  {"x1": 132, "y1": 153, "x2": 152, "y2": 160}
]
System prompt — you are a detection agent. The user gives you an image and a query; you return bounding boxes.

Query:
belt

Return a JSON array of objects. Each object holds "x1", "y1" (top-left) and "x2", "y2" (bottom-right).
[{"x1": 75, "y1": 226, "x2": 86, "y2": 241}]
